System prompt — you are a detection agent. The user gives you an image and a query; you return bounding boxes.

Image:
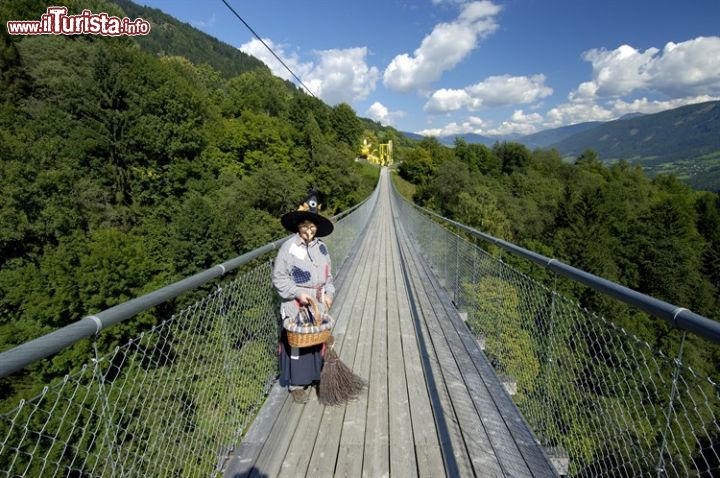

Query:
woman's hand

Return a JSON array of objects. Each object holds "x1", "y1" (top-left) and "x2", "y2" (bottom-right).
[
  {"x1": 324, "y1": 295, "x2": 333, "y2": 310},
  {"x1": 297, "y1": 292, "x2": 312, "y2": 305}
]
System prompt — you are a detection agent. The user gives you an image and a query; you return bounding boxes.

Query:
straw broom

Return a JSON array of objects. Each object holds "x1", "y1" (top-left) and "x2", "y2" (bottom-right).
[{"x1": 318, "y1": 335, "x2": 366, "y2": 406}]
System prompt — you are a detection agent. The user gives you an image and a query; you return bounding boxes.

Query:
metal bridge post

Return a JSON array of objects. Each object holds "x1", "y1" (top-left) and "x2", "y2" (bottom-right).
[
  {"x1": 453, "y1": 232, "x2": 460, "y2": 304},
  {"x1": 428, "y1": 219, "x2": 434, "y2": 269},
  {"x1": 495, "y1": 254, "x2": 507, "y2": 373},
  {"x1": 541, "y1": 274, "x2": 558, "y2": 446},
  {"x1": 471, "y1": 241, "x2": 477, "y2": 286},
  {"x1": 444, "y1": 228, "x2": 449, "y2": 291},
  {"x1": 92, "y1": 341, "x2": 124, "y2": 477},
  {"x1": 656, "y1": 331, "x2": 687, "y2": 477}
]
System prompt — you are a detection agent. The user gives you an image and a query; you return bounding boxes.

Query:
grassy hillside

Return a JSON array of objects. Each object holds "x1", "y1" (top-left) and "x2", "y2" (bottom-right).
[
  {"x1": 519, "y1": 120, "x2": 604, "y2": 148},
  {"x1": 553, "y1": 101, "x2": 720, "y2": 158},
  {"x1": 551, "y1": 101, "x2": 720, "y2": 191},
  {"x1": 113, "y1": 0, "x2": 268, "y2": 79}
]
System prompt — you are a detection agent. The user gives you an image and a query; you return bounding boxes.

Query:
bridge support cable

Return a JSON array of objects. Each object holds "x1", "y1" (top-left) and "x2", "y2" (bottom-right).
[
  {"x1": 0, "y1": 182, "x2": 380, "y2": 477},
  {"x1": 389, "y1": 172, "x2": 720, "y2": 477}
]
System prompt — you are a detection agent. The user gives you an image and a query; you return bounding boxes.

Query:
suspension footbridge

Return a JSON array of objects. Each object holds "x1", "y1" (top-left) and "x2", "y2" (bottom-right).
[
  {"x1": 1, "y1": 168, "x2": 718, "y2": 477},
  {"x1": 224, "y1": 168, "x2": 555, "y2": 477}
]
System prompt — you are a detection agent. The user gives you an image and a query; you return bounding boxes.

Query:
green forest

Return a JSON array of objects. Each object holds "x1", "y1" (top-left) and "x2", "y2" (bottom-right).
[
  {"x1": 394, "y1": 137, "x2": 720, "y2": 474},
  {"x1": 397, "y1": 136, "x2": 719, "y2": 349},
  {"x1": 1, "y1": 0, "x2": 719, "y2": 475},
  {"x1": 0, "y1": 0, "x2": 400, "y2": 411}
]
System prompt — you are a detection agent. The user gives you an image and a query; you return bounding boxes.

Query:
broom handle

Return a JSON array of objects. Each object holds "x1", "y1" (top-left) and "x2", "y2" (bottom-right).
[{"x1": 306, "y1": 297, "x2": 322, "y2": 327}]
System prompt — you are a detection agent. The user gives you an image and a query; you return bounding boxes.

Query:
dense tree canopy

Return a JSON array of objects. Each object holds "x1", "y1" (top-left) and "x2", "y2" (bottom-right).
[
  {"x1": 397, "y1": 135, "x2": 720, "y2": 355},
  {"x1": 396, "y1": 134, "x2": 720, "y2": 475},
  {"x1": 0, "y1": 2, "x2": 379, "y2": 412}
]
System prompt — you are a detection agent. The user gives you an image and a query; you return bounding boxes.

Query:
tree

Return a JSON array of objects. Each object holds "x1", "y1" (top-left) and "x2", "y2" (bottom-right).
[
  {"x1": 221, "y1": 69, "x2": 289, "y2": 118},
  {"x1": 632, "y1": 196, "x2": 712, "y2": 315},
  {"x1": 331, "y1": 102, "x2": 362, "y2": 147},
  {"x1": 494, "y1": 141, "x2": 531, "y2": 174},
  {"x1": 398, "y1": 147, "x2": 435, "y2": 185},
  {"x1": 695, "y1": 193, "x2": 720, "y2": 319},
  {"x1": 455, "y1": 137, "x2": 499, "y2": 175},
  {"x1": 416, "y1": 159, "x2": 471, "y2": 216}
]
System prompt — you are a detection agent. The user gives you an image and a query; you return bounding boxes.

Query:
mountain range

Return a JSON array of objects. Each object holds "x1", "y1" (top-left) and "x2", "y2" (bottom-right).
[
  {"x1": 103, "y1": 1, "x2": 720, "y2": 192},
  {"x1": 406, "y1": 101, "x2": 720, "y2": 191}
]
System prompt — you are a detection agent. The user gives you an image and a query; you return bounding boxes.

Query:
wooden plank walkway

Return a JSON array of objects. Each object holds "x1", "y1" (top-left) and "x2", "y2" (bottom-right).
[{"x1": 224, "y1": 169, "x2": 557, "y2": 478}]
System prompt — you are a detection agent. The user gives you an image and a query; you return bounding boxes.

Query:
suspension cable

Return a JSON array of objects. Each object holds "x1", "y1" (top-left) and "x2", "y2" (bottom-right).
[{"x1": 219, "y1": 0, "x2": 317, "y2": 98}]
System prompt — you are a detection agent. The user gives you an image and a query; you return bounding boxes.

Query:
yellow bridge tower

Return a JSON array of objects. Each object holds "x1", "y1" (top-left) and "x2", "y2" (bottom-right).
[{"x1": 360, "y1": 138, "x2": 393, "y2": 166}]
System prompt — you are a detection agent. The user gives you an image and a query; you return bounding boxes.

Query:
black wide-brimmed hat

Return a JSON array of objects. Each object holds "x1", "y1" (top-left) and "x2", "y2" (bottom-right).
[{"x1": 281, "y1": 192, "x2": 334, "y2": 237}]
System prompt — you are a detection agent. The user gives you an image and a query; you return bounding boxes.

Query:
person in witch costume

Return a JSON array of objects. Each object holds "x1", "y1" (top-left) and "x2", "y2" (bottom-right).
[{"x1": 272, "y1": 192, "x2": 335, "y2": 404}]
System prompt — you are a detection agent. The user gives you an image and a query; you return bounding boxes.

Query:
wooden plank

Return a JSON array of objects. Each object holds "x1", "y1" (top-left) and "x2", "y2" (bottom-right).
[
  {"x1": 362, "y1": 192, "x2": 390, "y2": 477},
  {"x1": 234, "y1": 168, "x2": 555, "y2": 477},
  {"x1": 334, "y1": 180, "x2": 388, "y2": 476},
  {"x1": 306, "y1": 200, "x2": 386, "y2": 476},
  {"x1": 385, "y1": 193, "x2": 417, "y2": 478},
  {"x1": 428, "y1": 274, "x2": 556, "y2": 476},
  {"x1": 416, "y1": 252, "x2": 556, "y2": 477},
  {"x1": 277, "y1": 391, "x2": 325, "y2": 477},
  {"x1": 394, "y1": 220, "x2": 493, "y2": 477},
  {"x1": 401, "y1": 229, "x2": 514, "y2": 477},
  {"x1": 248, "y1": 392, "x2": 303, "y2": 478},
  {"x1": 401, "y1": 206, "x2": 556, "y2": 477},
  {"x1": 223, "y1": 382, "x2": 287, "y2": 477},
  {"x1": 388, "y1": 187, "x2": 446, "y2": 478},
  {"x1": 278, "y1": 208, "x2": 381, "y2": 477}
]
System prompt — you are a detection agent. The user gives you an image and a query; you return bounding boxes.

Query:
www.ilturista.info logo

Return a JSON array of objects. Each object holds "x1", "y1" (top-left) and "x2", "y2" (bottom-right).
[{"x1": 7, "y1": 6, "x2": 151, "y2": 36}]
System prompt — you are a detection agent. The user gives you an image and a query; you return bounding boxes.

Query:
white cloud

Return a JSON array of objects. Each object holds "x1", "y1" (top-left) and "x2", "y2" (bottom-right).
[
  {"x1": 573, "y1": 36, "x2": 720, "y2": 100},
  {"x1": 416, "y1": 122, "x2": 475, "y2": 137},
  {"x1": 609, "y1": 95, "x2": 720, "y2": 116},
  {"x1": 383, "y1": 1, "x2": 501, "y2": 93},
  {"x1": 415, "y1": 115, "x2": 490, "y2": 137},
  {"x1": 466, "y1": 74, "x2": 553, "y2": 107},
  {"x1": 425, "y1": 74, "x2": 553, "y2": 113},
  {"x1": 366, "y1": 102, "x2": 406, "y2": 126},
  {"x1": 304, "y1": 48, "x2": 379, "y2": 105},
  {"x1": 468, "y1": 115, "x2": 489, "y2": 127},
  {"x1": 485, "y1": 109, "x2": 544, "y2": 136},
  {"x1": 545, "y1": 36, "x2": 720, "y2": 127},
  {"x1": 239, "y1": 39, "x2": 378, "y2": 105},
  {"x1": 650, "y1": 37, "x2": 720, "y2": 97},
  {"x1": 239, "y1": 38, "x2": 312, "y2": 82},
  {"x1": 424, "y1": 88, "x2": 476, "y2": 113},
  {"x1": 415, "y1": 109, "x2": 545, "y2": 137},
  {"x1": 579, "y1": 44, "x2": 657, "y2": 98},
  {"x1": 545, "y1": 102, "x2": 614, "y2": 127},
  {"x1": 545, "y1": 94, "x2": 720, "y2": 128}
]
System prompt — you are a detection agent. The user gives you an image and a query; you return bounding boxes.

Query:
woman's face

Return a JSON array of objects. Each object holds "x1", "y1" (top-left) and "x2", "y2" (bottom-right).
[{"x1": 298, "y1": 220, "x2": 317, "y2": 243}]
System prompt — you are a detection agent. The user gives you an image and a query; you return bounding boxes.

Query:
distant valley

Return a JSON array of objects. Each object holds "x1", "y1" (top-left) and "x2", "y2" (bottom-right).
[{"x1": 404, "y1": 101, "x2": 720, "y2": 191}]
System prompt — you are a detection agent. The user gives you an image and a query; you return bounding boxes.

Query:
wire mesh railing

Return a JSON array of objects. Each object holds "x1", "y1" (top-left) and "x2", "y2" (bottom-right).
[
  {"x1": 0, "y1": 182, "x2": 379, "y2": 477},
  {"x1": 391, "y1": 179, "x2": 720, "y2": 477}
]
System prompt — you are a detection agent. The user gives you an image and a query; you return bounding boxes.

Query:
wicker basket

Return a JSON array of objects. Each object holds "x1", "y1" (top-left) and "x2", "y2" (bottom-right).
[{"x1": 284, "y1": 298, "x2": 334, "y2": 348}]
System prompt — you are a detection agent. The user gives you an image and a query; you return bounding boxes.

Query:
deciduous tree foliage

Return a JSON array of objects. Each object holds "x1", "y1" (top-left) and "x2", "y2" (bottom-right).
[
  {"x1": 0, "y1": 4, "x2": 379, "y2": 420},
  {"x1": 397, "y1": 133, "x2": 720, "y2": 474}
]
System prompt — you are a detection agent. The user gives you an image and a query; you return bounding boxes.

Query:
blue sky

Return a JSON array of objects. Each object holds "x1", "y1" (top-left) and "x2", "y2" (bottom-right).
[{"x1": 136, "y1": 0, "x2": 720, "y2": 136}]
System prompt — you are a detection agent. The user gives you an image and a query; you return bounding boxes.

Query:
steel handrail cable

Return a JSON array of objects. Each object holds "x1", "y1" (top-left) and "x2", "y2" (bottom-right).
[
  {"x1": 0, "y1": 184, "x2": 379, "y2": 378},
  {"x1": 388, "y1": 175, "x2": 720, "y2": 344}
]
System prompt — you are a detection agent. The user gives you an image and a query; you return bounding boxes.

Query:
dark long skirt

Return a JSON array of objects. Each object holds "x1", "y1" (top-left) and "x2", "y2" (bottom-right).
[{"x1": 279, "y1": 330, "x2": 323, "y2": 386}]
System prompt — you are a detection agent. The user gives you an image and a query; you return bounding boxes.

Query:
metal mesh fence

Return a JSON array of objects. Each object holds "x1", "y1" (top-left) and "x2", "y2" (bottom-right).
[
  {"x1": 392, "y1": 185, "x2": 720, "y2": 477},
  {"x1": 324, "y1": 182, "x2": 379, "y2": 276},
  {"x1": 0, "y1": 186, "x2": 379, "y2": 477}
]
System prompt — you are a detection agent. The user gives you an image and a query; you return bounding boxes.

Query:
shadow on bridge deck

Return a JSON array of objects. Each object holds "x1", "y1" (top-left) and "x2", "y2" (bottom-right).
[{"x1": 224, "y1": 169, "x2": 557, "y2": 477}]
